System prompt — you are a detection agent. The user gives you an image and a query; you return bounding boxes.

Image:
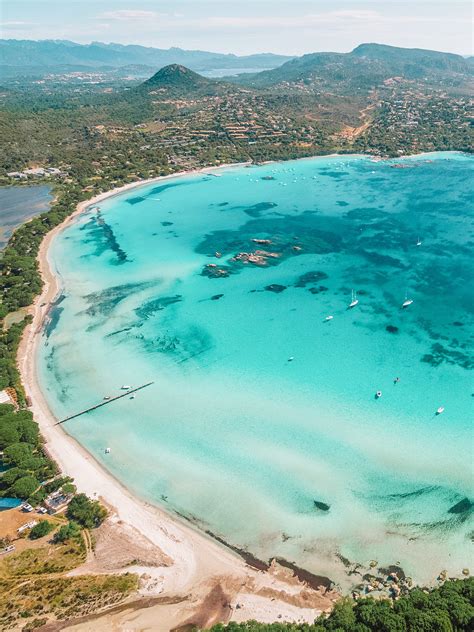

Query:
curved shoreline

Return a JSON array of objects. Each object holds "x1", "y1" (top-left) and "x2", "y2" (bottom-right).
[
  {"x1": 15, "y1": 151, "x2": 469, "y2": 624},
  {"x1": 16, "y1": 162, "x2": 340, "y2": 626},
  {"x1": 17, "y1": 165, "x2": 254, "y2": 587}
]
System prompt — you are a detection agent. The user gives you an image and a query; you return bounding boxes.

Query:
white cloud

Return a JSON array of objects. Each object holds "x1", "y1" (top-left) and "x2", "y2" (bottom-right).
[
  {"x1": 1, "y1": 20, "x2": 32, "y2": 28},
  {"x1": 180, "y1": 10, "x2": 381, "y2": 30},
  {"x1": 99, "y1": 10, "x2": 159, "y2": 22}
]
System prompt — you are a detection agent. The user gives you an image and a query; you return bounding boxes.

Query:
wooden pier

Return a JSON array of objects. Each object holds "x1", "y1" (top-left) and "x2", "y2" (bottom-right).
[{"x1": 56, "y1": 382, "x2": 154, "y2": 425}]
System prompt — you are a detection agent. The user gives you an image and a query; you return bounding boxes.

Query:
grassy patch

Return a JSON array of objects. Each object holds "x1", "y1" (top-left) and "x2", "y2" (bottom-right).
[
  {"x1": 0, "y1": 538, "x2": 86, "y2": 577},
  {"x1": 0, "y1": 573, "x2": 138, "y2": 629}
]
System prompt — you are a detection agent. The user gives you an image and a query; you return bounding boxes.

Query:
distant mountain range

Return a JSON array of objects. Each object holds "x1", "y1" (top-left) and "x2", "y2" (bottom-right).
[
  {"x1": 135, "y1": 43, "x2": 473, "y2": 101},
  {"x1": 232, "y1": 43, "x2": 473, "y2": 93},
  {"x1": 2, "y1": 40, "x2": 471, "y2": 96},
  {"x1": 0, "y1": 39, "x2": 293, "y2": 76}
]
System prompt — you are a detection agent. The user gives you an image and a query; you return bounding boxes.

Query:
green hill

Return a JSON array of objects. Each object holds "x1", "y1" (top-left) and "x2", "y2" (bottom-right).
[{"x1": 235, "y1": 43, "x2": 473, "y2": 94}]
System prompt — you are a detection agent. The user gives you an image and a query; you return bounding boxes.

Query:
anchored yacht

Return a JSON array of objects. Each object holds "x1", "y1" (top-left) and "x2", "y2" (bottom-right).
[{"x1": 348, "y1": 290, "x2": 359, "y2": 308}]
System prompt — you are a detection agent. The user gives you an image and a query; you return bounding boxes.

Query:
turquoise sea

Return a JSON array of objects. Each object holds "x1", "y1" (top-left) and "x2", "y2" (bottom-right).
[{"x1": 37, "y1": 153, "x2": 473, "y2": 585}]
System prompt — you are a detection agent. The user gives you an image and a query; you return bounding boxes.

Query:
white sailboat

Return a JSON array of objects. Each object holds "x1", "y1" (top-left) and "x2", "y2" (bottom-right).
[
  {"x1": 416, "y1": 237, "x2": 422, "y2": 246},
  {"x1": 402, "y1": 291, "x2": 413, "y2": 308},
  {"x1": 348, "y1": 290, "x2": 359, "y2": 308}
]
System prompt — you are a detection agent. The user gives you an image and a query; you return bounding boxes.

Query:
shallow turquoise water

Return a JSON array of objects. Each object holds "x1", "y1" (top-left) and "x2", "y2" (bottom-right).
[{"x1": 38, "y1": 153, "x2": 473, "y2": 583}]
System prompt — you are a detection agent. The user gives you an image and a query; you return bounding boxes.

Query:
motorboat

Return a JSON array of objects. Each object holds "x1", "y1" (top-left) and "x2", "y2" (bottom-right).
[
  {"x1": 324, "y1": 315, "x2": 334, "y2": 321},
  {"x1": 436, "y1": 407, "x2": 445, "y2": 415},
  {"x1": 376, "y1": 391, "x2": 382, "y2": 399},
  {"x1": 121, "y1": 385, "x2": 131, "y2": 390}
]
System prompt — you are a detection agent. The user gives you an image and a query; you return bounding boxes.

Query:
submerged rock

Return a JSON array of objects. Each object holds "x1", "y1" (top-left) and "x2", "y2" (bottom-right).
[
  {"x1": 386, "y1": 325, "x2": 399, "y2": 334},
  {"x1": 265, "y1": 284, "x2": 287, "y2": 293},
  {"x1": 448, "y1": 498, "x2": 473, "y2": 514},
  {"x1": 314, "y1": 500, "x2": 330, "y2": 512}
]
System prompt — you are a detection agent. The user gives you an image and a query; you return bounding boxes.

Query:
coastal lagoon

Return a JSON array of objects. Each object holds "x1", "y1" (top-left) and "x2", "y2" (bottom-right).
[
  {"x1": 0, "y1": 185, "x2": 52, "y2": 248},
  {"x1": 38, "y1": 154, "x2": 473, "y2": 584}
]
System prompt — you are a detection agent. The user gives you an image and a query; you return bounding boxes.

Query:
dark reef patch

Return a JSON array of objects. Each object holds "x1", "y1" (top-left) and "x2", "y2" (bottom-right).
[
  {"x1": 105, "y1": 326, "x2": 134, "y2": 338},
  {"x1": 43, "y1": 294, "x2": 66, "y2": 339},
  {"x1": 294, "y1": 271, "x2": 328, "y2": 288},
  {"x1": 201, "y1": 264, "x2": 233, "y2": 278},
  {"x1": 139, "y1": 324, "x2": 212, "y2": 362},
  {"x1": 265, "y1": 284, "x2": 287, "y2": 293},
  {"x1": 319, "y1": 170, "x2": 348, "y2": 179},
  {"x1": 336, "y1": 200, "x2": 349, "y2": 207},
  {"x1": 448, "y1": 498, "x2": 473, "y2": 515},
  {"x1": 195, "y1": 215, "x2": 346, "y2": 277},
  {"x1": 357, "y1": 249, "x2": 406, "y2": 269},
  {"x1": 135, "y1": 295, "x2": 182, "y2": 319},
  {"x1": 147, "y1": 180, "x2": 191, "y2": 197},
  {"x1": 81, "y1": 212, "x2": 128, "y2": 264},
  {"x1": 241, "y1": 202, "x2": 278, "y2": 218},
  {"x1": 308, "y1": 285, "x2": 328, "y2": 294},
  {"x1": 82, "y1": 281, "x2": 157, "y2": 318},
  {"x1": 386, "y1": 325, "x2": 399, "y2": 334},
  {"x1": 313, "y1": 500, "x2": 330, "y2": 512},
  {"x1": 126, "y1": 196, "x2": 145, "y2": 205},
  {"x1": 421, "y1": 342, "x2": 473, "y2": 370},
  {"x1": 386, "y1": 486, "x2": 438, "y2": 500}
]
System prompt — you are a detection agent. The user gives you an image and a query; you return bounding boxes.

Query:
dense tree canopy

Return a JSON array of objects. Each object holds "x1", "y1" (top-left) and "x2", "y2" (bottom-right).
[
  {"x1": 66, "y1": 493, "x2": 107, "y2": 528},
  {"x1": 210, "y1": 578, "x2": 474, "y2": 632}
]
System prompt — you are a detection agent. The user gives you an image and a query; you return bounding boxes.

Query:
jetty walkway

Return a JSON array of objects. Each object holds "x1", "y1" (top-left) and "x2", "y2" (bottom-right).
[{"x1": 56, "y1": 382, "x2": 154, "y2": 425}]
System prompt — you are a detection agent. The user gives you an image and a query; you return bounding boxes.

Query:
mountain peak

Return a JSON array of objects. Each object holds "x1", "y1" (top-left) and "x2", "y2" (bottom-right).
[{"x1": 141, "y1": 64, "x2": 212, "y2": 92}]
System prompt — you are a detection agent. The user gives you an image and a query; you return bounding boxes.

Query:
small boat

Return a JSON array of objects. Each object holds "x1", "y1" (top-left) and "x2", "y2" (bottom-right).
[
  {"x1": 348, "y1": 290, "x2": 359, "y2": 308},
  {"x1": 376, "y1": 391, "x2": 382, "y2": 399},
  {"x1": 436, "y1": 407, "x2": 445, "y2": 415},
  {"x1": 130, "y1": 394, "x2": 136, "y2": 399},
  {"x1": 324, "y1": 315, "x2": 334, "y2": 321},
  {"x1": 105, "y1": 447, "x2": 111, "y2": 454},
  {"x1": 288, "y1": 356, "x2": 294, "y2": 362},
  {"x1": 121, "y1": 385, "x2": 131, "y2": 390},
  {"x1": 103, "y1": 395, "x2": 111, "y2": 400},
  {"x1": 402, "y1": 291, "x2": 413, "y2": 308},
  {"x1": 416, "y1": 238, "x2": 422, "y2": 246}
]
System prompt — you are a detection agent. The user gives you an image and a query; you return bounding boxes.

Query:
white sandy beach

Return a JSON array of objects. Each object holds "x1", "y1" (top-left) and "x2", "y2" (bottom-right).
[{"x1": 16, "y1": 166, "x2": 338, "y2": 630}]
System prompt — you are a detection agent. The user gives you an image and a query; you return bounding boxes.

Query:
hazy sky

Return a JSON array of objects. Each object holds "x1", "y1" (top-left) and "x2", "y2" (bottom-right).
[{"x1": 1, "y1": 1, "x2": 472, "y2": 56}]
